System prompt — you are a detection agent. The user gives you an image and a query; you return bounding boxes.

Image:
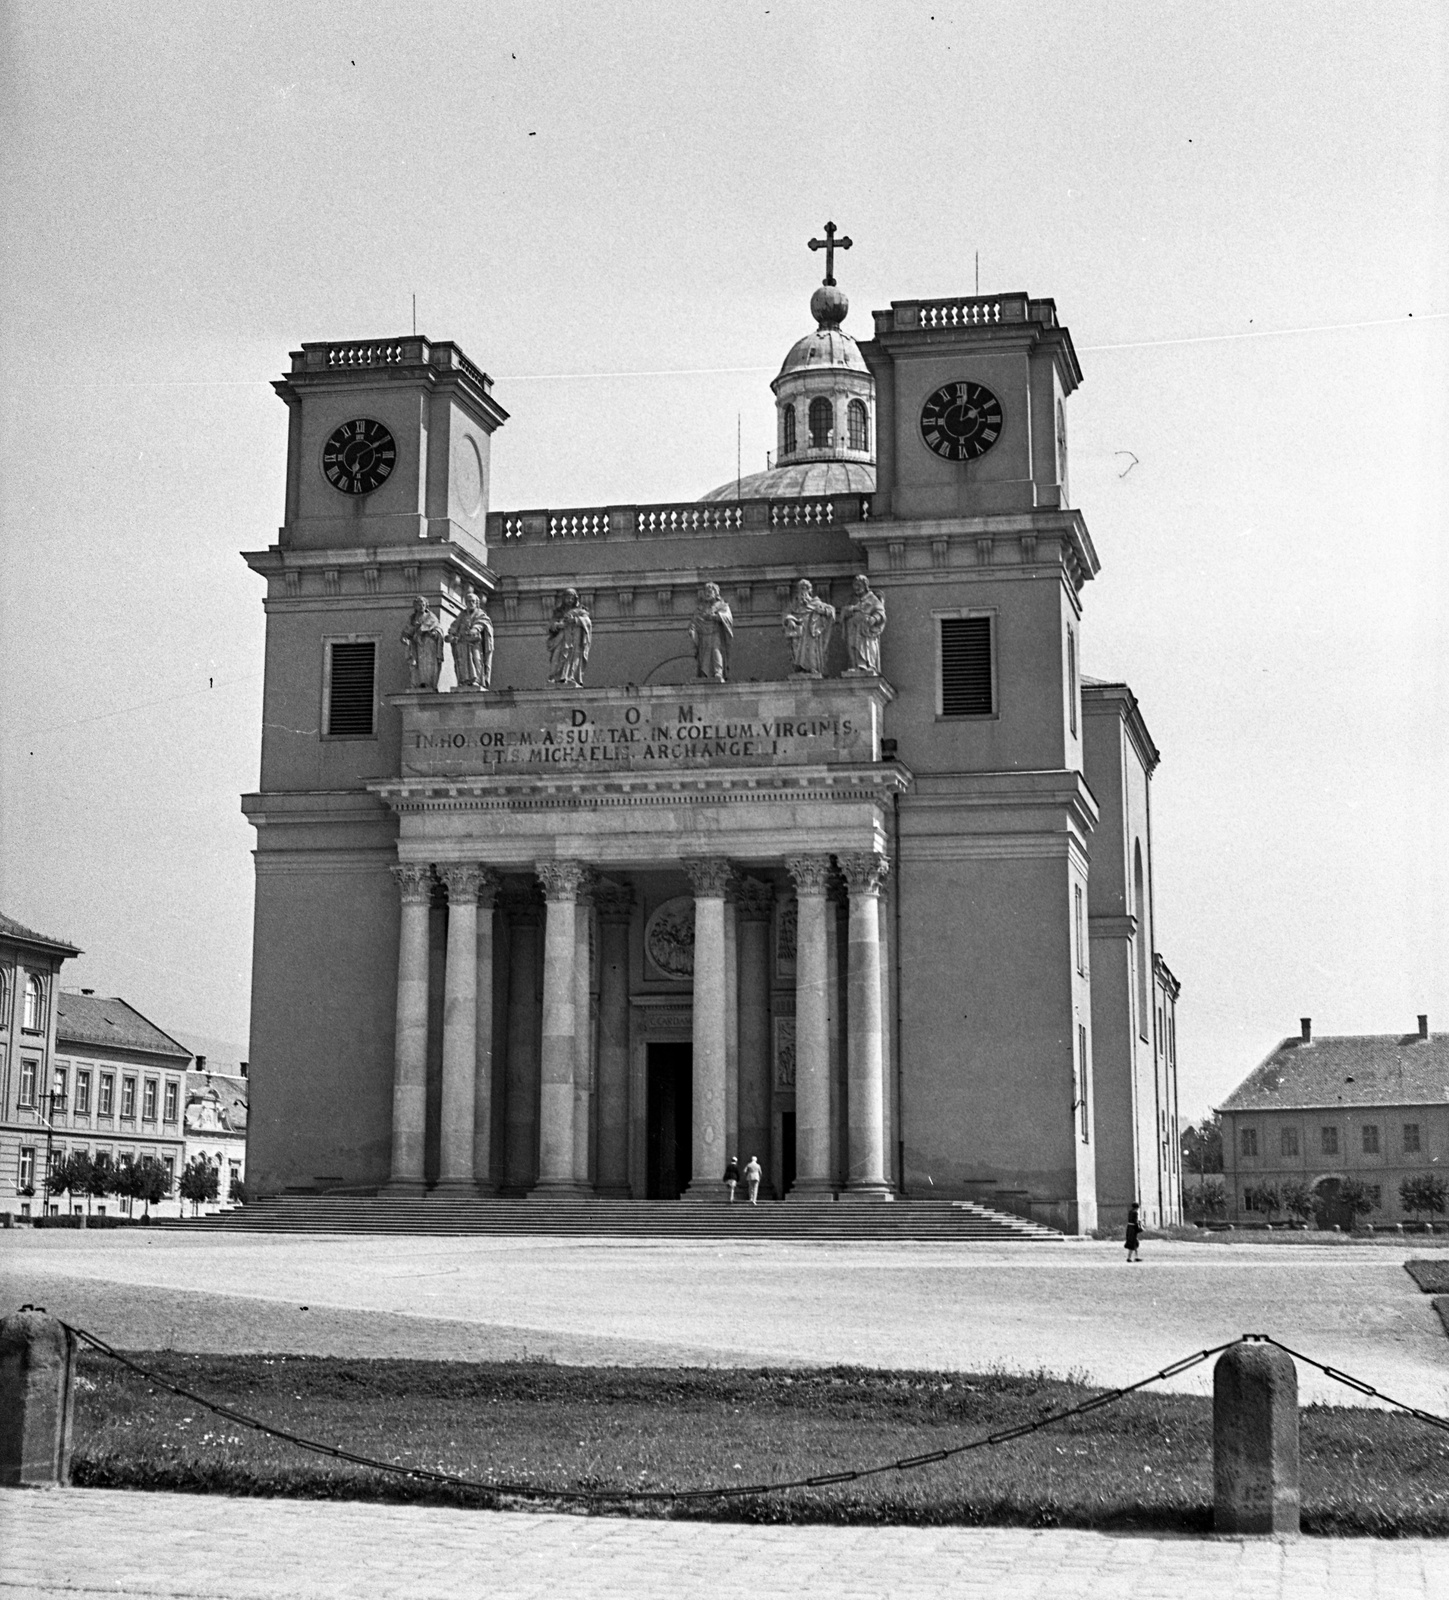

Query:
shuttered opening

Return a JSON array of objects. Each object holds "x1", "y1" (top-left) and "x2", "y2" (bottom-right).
[
  {"x1": 940, "y1": 616, "x2": 994, "y2": 716},
  {"x1": 327, "y1": 641, "x2": 376, "y2": 736}
]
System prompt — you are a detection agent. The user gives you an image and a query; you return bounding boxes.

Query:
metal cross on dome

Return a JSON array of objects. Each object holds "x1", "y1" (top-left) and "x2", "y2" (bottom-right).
[{"x1": 808, "y1": 221, "x2": 852, "y2": 286}]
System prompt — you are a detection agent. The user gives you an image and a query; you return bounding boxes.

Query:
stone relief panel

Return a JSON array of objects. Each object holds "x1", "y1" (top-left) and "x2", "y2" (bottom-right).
[
  {"x1": 773, "y1": 1016, "x2": 797, "y2": 1090},
  {"x1": 644, "y1": 895, "x2": 695, "y2": 981},
  {"x1": 775, "y1": 897, "x2": 797, "y2": 982}
]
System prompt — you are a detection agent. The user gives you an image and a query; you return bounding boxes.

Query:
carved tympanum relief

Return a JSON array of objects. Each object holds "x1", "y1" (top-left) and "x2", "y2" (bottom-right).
[{"x1": 644, "y1": 896, "x2": 695, "y2": 979}]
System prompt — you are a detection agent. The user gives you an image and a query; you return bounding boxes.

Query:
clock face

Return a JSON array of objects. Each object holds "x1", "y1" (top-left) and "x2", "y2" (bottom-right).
[
  {"x1": 919, "y1": 381, "x2": 1004, "y2": 462},
  {"x1": 322, "y1": 418, "x2": 397, "y2": 495}
]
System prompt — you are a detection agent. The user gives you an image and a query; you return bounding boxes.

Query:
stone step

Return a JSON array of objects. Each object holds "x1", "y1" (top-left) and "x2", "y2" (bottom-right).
[{"x1": 164, "y1": 1196, "x2": 1063, "y2": 1241}]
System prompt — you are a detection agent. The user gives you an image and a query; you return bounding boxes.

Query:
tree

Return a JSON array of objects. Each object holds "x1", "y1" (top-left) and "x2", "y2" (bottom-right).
[
  {"x1": 1399, "y1": 1173, "x2": 1448, "y2": 1223},
  {"x1": 47, "y1": 1155, "x2": 75, "y2": 1209},
  {"x1": 87, "y1": 1154, "x2": 114, "y2": 1212},
  {"x1": 1184, "y1": 1179, "x2": 1226, "y2": 1223},
  {"x1": 1181, "y1": 1116, "x2": 1223, "y2": 1176},
  {"x1": 133, "y1": 1157, "x2": 171, "y2": 1219},
  {"x1": 1243, "y1": 1182, "x2": 1280, "y2": 1224},
  {"x1": 111, "y1": 1159, "x2": 141, "y2": 1217},
  {"x1": 1279, "y1": 1178, "x2": 1314, "y2": 1224},
  {"x1": 228, "y1": 1176, "x2": 248, "y2": 1207},
  {"x1": 1338, "y1": 1177, "x2": 1377, "y2": 1227},
  {"x1": 56, "y1": 1152, "x2": 99, "y2": 1215},
  {"x1": 179, "y1": 1158, "x2": 220, "y2": 1217}
]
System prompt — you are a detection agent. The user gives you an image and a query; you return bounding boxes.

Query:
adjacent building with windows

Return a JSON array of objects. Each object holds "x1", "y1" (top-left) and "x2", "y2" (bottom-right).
[
  {"x1": 1218, "y1": 1018, "x2": 1448, "y2": 1228},
  {"x1": 184, "y1": 1065, "x2": 249, "y2": 1208},
  {"x1": 1, "y1": 913, "x2": 82, "y2": 1217},
  {"x1": 241, "y1": 263, "x2": 1178, "y2": 1232},
  {"x1": 45, "y1": 993, "x2": 191, "y2": 1219}
]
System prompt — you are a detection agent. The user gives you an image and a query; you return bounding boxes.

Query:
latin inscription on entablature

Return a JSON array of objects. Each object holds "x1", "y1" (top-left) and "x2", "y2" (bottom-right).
[{"x1": 396, "y1": 681, "x2": 892, "y2": 777}]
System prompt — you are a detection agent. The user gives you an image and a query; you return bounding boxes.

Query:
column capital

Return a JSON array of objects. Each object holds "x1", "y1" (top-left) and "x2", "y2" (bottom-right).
[
  {"x1": 683, "y1": 856, "x2": 734, "y2": 899},
  {"x1": 838, "y1": 851, "x2": 890, "y2": 897},
  {"x1": 536, "y1": 860, "x2": 592, "y2": 903},
  {"x1": 437, "y1": 863, "x2": 485, "y2": 901},
  {"x1": 735, "y1": 877, "x2": 775, "y2": 921},
  {"x1": 391, "y1": 863, "x2": 434, "y2": 905},
  {"x1": 785, "y1": 853, "x2": 834, "y2": 898},
  {"x1": 594, "y1": 883, "x2": 635, "y2": 922}
]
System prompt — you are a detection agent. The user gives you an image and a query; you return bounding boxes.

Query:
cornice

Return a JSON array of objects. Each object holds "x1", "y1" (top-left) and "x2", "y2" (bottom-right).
[
  {"x1": 242, "y1": 541, "x2": 496, "y2": 607},
  {"x1": 1082, "y1": 681, "x2": 1160, "y2": 775},
  {"x1": 854, "y1": 508, "x2": 1098, "y2": 594}
]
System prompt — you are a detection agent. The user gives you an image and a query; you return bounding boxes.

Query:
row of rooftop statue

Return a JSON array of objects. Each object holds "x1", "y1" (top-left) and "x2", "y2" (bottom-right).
[{"x1": 400, "y1": 576, "x2": 887, "y2": 692}]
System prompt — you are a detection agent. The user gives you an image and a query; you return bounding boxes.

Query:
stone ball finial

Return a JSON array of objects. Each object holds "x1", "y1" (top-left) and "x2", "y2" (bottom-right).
[{"x1": 810, "y1": 283, "x2": 848, "y2": 329}]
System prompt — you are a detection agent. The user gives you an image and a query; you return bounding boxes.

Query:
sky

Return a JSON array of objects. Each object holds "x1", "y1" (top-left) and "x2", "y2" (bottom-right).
[{"x1": 1, "y1": 0, "x2": 1445, "y2": 1117}]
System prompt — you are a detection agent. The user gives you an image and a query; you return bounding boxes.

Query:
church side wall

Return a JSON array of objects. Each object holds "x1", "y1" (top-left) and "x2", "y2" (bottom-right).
[
  {"x1": 247, "y1": 850, "x2": 399, "y2": 1194},
  {"x1": 896, "y1": 846, "x2": 1090, "y2": 1229}
]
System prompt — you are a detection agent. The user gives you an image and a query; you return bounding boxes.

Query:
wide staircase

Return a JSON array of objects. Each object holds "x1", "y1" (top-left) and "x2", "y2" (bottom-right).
[{"x1": 170, "y1": 1195, "x2": 1063, "y2": 1241}]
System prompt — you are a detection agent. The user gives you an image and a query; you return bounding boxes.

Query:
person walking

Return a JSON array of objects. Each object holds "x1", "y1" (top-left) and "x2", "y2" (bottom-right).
[
  {"x1": 1125, "y1": 1204, "x2": 1142, "y2": 1263},
  {"x1": 723, "y1": 1155, "x2": 740, "y2": 1204},
  {"x1": 742, "y1": 1155, "x2": 762, "y2": 1206}
]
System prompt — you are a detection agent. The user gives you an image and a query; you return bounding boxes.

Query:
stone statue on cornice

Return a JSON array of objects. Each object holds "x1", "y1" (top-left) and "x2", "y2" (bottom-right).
[
  {"x1": 841, "y1": 574, "x2": 886, "y2": 675},
  {"x1": 547, "y1": 588, "x2": 592, "y2": 687},
  {"x1": 401, "y1": 596, "x2": 446, "y2": 691},
  {"x1": 448, "y1": 587, "x2": 494, "y2": 691},
  {"x1": 689, "y1": 582, "x2": 734, "y2": 682},
  {"x1": 782, "y1": 578, "x2": 836, "y2": 678}
]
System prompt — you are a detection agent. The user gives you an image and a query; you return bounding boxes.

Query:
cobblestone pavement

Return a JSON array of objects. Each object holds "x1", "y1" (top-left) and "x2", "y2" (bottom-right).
[
  {"x1": 2, "y1": 1489, "x2": 1446, "y2": 1600},
  {"x1": 3, "y1": 1232, "x2": 1446, "y2": 1411}
]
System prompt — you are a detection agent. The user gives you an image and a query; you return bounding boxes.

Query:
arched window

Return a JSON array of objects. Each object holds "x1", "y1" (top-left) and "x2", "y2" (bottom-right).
[
  {"x1": 1133, "y1": 842, "x2": 1149, "y2": 1039},
  {"x1": 782, "y1": 403, "x2": 796, "y2": 456},
  {"x1": 848, "y1": 399, "x2": 869, "y2": 451},
  {"x1": 22, "y1": 973, "x2": 45, "y2": 1033},
  {"x1": 0, "y1": 969, "x2": 8, "y2": 1027},
  {"x1": 808, "y1": 397, "x2": 833, "y2": 448}
]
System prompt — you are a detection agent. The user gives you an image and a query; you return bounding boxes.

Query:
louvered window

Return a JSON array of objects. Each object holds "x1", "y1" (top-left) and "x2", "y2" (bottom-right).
[
  {"x1": 326, "y1": 641, "x2": 376, "y2": 737},
  {"x1": 939, "y1": 616, "x2": 994, "y2": 716}
]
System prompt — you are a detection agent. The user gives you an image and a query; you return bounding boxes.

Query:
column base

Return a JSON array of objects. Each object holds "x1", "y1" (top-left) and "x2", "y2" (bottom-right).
[
  {"x1": 784, "y1": 1182, "x2": 838, "y2": 1203},
  {"x1": 382, "y1": 1178, "x2": 427, "y2": 1197},
  {"x1": 680, "y1": 1180, "x2": 731, "y2": 1202},
  {"x1": 838, "y1": 1184, "x2": 895, "y2": 1203}
]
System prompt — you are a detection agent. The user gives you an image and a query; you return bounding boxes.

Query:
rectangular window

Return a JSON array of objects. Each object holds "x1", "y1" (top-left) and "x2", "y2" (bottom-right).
[
  {"x1": 1321, "y1": 1125, "x2": 1339, "y2": 1156},
  {"x1": 1280, "y1": 1127, "x2": 1299, "y2": 1158},
  {"x1": 18, "y1": 1058, "x2": 37, "y2": 1107},
  {"x1": 121, "y1": 1077, "x2": 136, "y2": 1119},
  {"x1": 98, "y1": 1074, "x2": 114, "y2": 1117},
  {"x1": 1240, "y1": 1127, "x2": 1258, "y2": 1157},
  {"x1": 163, "y1": 1156, "x2": 175, "y2": 1186},
  {"x1": 1077, "y1": 1023, "x2": 1090, "y2": 1142},
  {"x1": 939, "y1": 616, "x2": 995, "y2": 717},
  {"x1": 53, "y1": 1065, "x2": 68, "y2": 1101},
  {"x1": 164, "y1": 1081, "x2": 178, "y2": 1122},
  {"x1": 1361, "y1": 1124, "x2": 1379, "y2": 1154},
  {"x1": 142, "y1": 1079, "x2": 158, "y2": 1121},
  {"x1": 75, "y1": 1070, "x2": 91, "y2": 1115},
  {"x1": 18, "y1": 1147, "x2": 35, "y2": 1188},
  {"x1": 325, "y1": 640, "x2": 377, "y2": 737},
  {"x1": 1404, "y1": 1123, "x2": 1421, "y2": 1153},
  {"x1": 1073, "y1": 885, "x2": 1086, "y2": 975}
]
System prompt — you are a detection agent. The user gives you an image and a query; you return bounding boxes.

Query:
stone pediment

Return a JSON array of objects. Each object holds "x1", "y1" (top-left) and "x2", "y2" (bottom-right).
[{"x1": 388, "y1": 679, "x2": 895, "y2": 780}]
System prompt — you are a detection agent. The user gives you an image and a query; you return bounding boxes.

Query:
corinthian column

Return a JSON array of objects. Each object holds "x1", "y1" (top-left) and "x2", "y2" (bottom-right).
[
  {"x1": 839, "y1": 851, "x2": 892, "y2": 1198},
  {"x1": 572, "y1": 871, "x2": 597, "y2": 1188},
  {"x1": 435, "y1": 864, "x2": 483, "y2": 1194},
  {"x1": 594, "y1": 884, "x2": 634, "y2": 1196},
  {"x1": 735, "y1": 878, "x2": 774, "y2": 1188},
  {"x1": 532, "y1": 860, "x2": 589, "y2": 1194},
  {"x1": 786, "y1": 853, "x2": 835, "y2": 1198},
  {"x1": 683, "y1": 857, "x2": 732, "y2": 1198},
  {"x1": 386, "y1": 863, "x2": 434, "y2": 1193},
  {"x1": 472, "y1": 869, "x2": 501, "y2": 1191}
]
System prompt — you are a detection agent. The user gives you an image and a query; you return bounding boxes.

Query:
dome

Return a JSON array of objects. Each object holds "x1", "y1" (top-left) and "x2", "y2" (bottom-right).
[
  {"x1": 776, "y1": 326, "x2": 869, "y2": 381},
  {"x1": 700, "y1": 460, "x2": 876, "y2": 503}
]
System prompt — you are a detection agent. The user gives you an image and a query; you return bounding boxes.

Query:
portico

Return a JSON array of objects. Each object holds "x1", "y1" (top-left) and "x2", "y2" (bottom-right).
[{"x1": 370, "y1": 679, "x2": 906, "y2": 1200}]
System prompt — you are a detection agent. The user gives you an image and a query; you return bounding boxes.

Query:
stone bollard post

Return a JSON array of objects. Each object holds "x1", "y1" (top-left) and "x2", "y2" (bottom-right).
[
  {"x1": 0, "y1": 1308, "x2": 78, "y2": 1486},
  {"x1": 1213, "y1": 1340, "x2": 1299, "y2": 1535}
]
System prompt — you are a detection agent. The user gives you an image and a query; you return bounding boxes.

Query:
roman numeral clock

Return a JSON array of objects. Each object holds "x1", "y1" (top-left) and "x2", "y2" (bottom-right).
[
  {"x1": 919, "y1": 381, "x2": 1003, "y2": 463},
  {"x1": 322, "y1": 417, "x2": 397, "y2": 495}
]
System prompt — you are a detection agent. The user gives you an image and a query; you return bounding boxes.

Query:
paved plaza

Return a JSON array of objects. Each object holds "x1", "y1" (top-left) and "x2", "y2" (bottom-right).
[
  {"x1": 3, "y1": 1230, "x2": 1446, "y2": 1410},
  {"x1": 3, "y1": 1487, "x2": 1447, "y2": 1599}
]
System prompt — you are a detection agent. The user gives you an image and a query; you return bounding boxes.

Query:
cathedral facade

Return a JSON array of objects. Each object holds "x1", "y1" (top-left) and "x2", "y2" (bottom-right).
[{"x1": 241, "y1": 247, "x2": 1181, "y2": 1232}]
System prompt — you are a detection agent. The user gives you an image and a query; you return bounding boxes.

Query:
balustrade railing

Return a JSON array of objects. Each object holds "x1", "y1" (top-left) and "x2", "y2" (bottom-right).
[
  {"x1": 918, "y1": 298, "x2": 1002, "y2": 328},
  {"x1": 491, "y1": 494, "x2": 871, "y2": 543}
]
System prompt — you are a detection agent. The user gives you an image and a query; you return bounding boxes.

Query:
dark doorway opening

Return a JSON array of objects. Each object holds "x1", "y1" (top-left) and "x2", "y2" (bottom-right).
[
  {"x1": 781, "y1": 1110, "x2": 797, "y2": 1197},
  {"x1": 1313, "y1": 1176, "x2": 1353, "y2": 1231},
  {"x1": 646, "y1": 1043, "x2": 693, "y2": 1199}
]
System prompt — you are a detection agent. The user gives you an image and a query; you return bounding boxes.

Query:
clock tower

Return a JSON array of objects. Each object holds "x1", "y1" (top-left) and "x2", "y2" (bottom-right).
[{"x1": 862, "y1": 294, "x2": 1080, "y2": 520}]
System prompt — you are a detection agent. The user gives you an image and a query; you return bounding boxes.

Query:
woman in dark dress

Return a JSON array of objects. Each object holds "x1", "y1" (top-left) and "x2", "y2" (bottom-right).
[
  {"x1": 1125, "y1": 1204, "x2": 1142, "y2": 1263},
  {"x1": 723, "y1": 1156, "x2": 740, "y2": 1204}
]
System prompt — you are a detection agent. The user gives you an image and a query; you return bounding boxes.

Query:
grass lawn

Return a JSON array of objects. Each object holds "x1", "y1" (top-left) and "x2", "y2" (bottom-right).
[{"x1": 71, "y1": 1353, "x2": 1449, "y2": 1535}]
